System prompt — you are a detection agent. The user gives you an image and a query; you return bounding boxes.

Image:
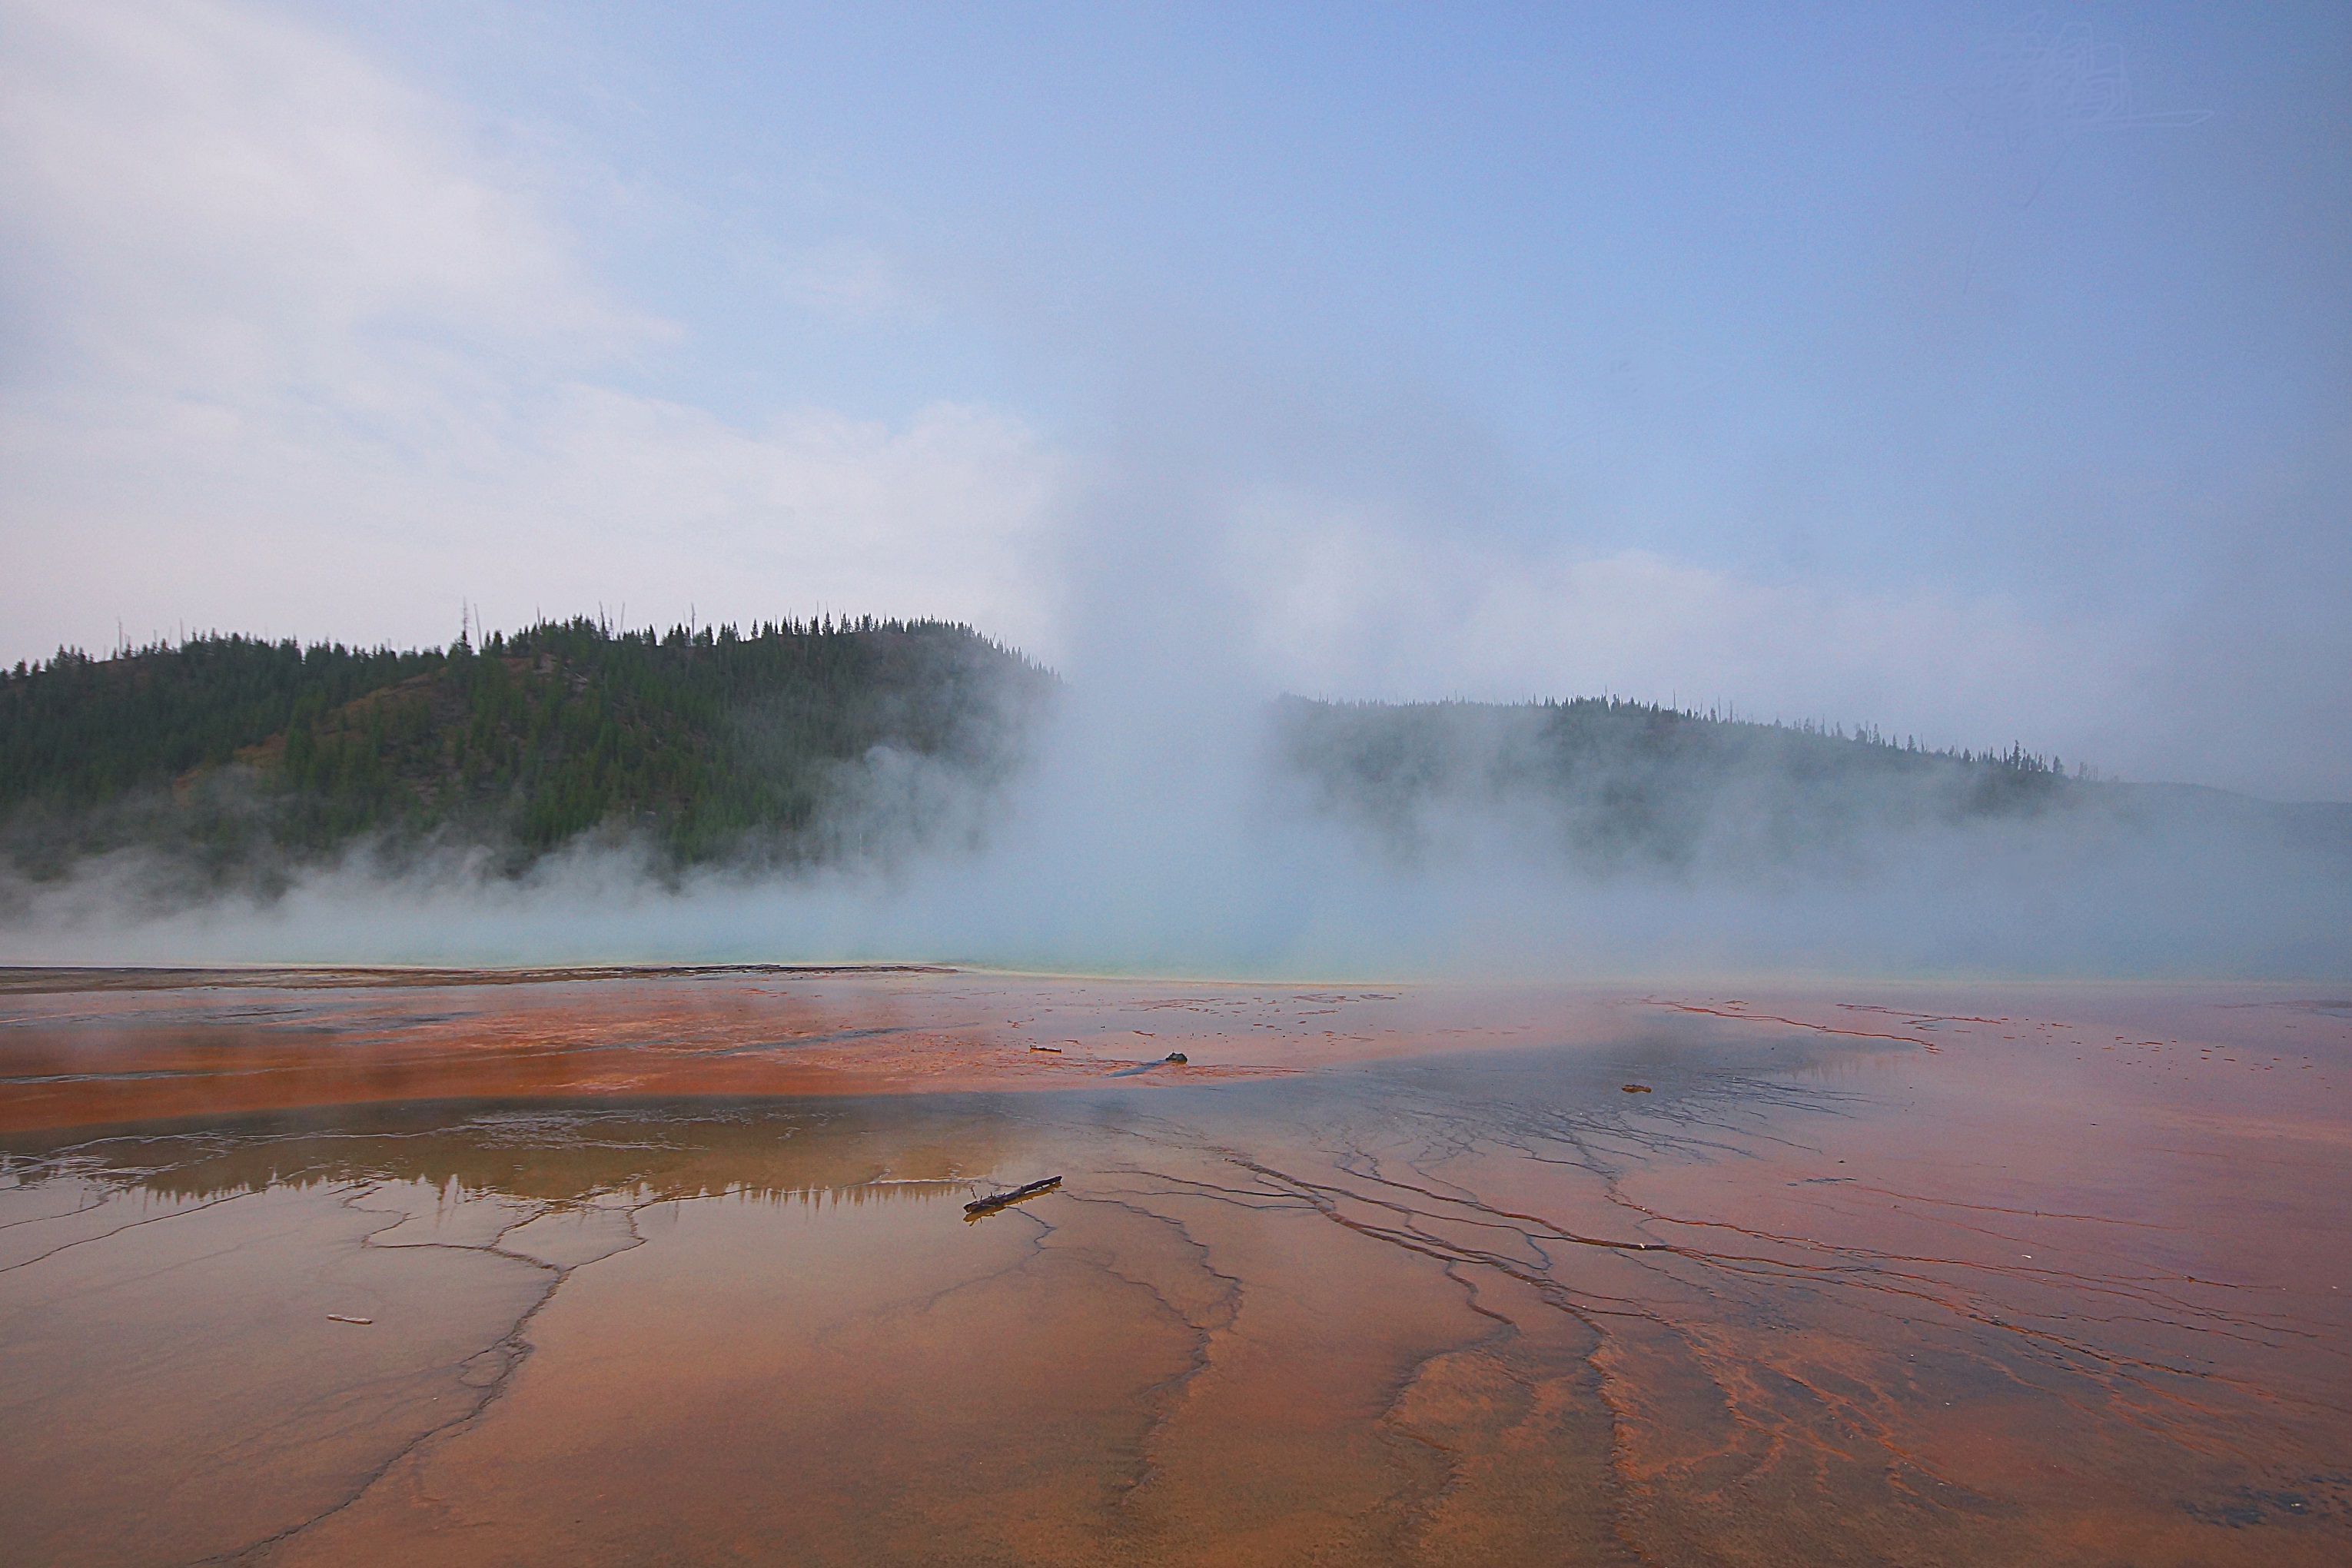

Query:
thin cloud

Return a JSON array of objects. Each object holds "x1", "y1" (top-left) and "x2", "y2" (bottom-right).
[{"x1": 0, "y1": 0, "x2": 1066, "y2": 663}]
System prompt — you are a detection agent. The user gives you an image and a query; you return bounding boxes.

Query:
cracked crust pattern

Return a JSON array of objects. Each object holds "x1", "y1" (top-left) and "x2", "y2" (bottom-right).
[{"x1": 0, "y1": 972, "x2": 2346, "y2": 1564}]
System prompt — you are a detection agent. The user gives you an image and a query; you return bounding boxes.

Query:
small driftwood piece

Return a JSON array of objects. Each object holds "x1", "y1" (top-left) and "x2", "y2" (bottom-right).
[{"x1": 964, "y1": 1176, "x2": 1062, "y2": 1217}]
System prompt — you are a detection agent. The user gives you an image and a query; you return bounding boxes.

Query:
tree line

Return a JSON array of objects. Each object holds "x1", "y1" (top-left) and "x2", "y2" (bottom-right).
[{"x1": 0, "y1": 615, "x2": 1051, "y2": 874}]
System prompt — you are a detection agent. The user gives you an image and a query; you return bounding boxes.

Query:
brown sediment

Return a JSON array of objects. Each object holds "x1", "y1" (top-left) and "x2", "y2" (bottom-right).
[
  {"x1": 0, "y1": 973, "x2": 2346, "y2": 1565},
  {"x1": 0, "y1": 968, "x2": 1383, "y2": 1132}
]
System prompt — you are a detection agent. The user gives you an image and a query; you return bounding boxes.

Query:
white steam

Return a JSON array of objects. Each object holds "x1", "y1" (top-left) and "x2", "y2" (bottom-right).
[{"x1": 3, "y1": 667, "x2": 2345, "y2": 979}]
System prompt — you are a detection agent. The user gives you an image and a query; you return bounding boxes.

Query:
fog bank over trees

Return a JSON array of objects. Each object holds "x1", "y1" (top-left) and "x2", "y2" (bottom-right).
[{"x1": 3, "y1": 614, "x2": 2345, "y2": 978}]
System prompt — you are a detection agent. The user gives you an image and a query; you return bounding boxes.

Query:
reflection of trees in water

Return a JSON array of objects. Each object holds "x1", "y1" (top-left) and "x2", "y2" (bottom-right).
[{"x1": 2, "y1": 1097, "x2": 1028, "y2": 1204}]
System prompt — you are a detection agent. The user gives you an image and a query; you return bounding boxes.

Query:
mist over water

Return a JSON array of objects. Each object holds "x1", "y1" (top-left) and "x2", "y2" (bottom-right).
[
  {"x1": 2, "y1": 9, "x2": 2346, "y2": 979},
  {"x1": 7, "y1": 15, "x2": 2351, "y2": 1568},
  {"x1": 4, "y1": 428, "x2": 2347, "y2": 981},
  {"x1": 4, "y1": 635, "x2": 2345, "y2": 979}
]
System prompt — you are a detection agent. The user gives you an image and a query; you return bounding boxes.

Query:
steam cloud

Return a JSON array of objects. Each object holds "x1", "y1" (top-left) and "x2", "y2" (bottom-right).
[
  {"x1": 4, "y1": 5, "x2": 2347, "y2": 978},
  {"x1": 5, "y1": 565, "x2": 2346, "y2": 982}
]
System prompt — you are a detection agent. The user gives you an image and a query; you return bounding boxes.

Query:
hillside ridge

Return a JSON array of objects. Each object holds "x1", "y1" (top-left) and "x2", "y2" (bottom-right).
[{"x1": 1, "y1": 616, "x2": 1050, "y2": 878}]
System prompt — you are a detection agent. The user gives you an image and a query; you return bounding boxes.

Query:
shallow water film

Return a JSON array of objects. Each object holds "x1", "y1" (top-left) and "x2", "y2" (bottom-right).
[{"x1": 2, "y1": 969, "x2": 2347, "y2": 1566}]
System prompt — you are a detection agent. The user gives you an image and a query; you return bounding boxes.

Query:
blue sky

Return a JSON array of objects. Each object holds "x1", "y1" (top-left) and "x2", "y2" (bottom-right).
[{"x1": 3, "y1": 1, "x2": 2347, "y2": 794}]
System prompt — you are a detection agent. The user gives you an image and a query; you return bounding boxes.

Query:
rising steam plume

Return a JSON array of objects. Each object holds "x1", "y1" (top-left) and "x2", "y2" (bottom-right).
[{"x1": 2, "y1": 608, "x2": 2345, "y2": 979}]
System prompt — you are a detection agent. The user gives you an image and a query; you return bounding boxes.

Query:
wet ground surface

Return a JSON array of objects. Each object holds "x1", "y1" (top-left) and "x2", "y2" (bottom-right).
[{"x1": 1, "y1": 969, "x2": 2347, "y2": 1565}]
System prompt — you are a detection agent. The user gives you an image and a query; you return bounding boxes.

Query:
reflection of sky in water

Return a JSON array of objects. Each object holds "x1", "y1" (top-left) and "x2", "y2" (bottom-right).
[{"x1": 2, "y1": 982, "x2": 2348, "y2": 1566}]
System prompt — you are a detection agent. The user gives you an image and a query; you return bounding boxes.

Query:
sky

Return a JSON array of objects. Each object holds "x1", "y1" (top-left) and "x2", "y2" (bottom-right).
[{"x1": 2, "y1": 0, "x2": 2347, "y2": 798}]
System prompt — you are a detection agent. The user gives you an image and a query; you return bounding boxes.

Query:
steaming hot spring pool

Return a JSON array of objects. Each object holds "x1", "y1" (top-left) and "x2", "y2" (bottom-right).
[{"x1": 2, "y1": 967, "x2": 2345, "y2": 1566}]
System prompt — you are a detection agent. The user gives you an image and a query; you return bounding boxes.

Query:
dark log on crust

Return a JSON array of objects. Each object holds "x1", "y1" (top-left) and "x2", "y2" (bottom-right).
[{"x1": 963, "y1": 1176, "x2": 1062, "y2": 1216}]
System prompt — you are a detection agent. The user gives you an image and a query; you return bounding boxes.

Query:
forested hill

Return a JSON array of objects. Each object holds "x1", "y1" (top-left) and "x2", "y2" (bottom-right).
[
  {"x1": 1272, "y1": 694, "x2": 2090, "y2": 871},
  {"x1": 8, "y1": 617, "x2": 2337, "y2": 889},
  {"x1": 0, "y1": 616, "x2": 1051, "y2": 876}
]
